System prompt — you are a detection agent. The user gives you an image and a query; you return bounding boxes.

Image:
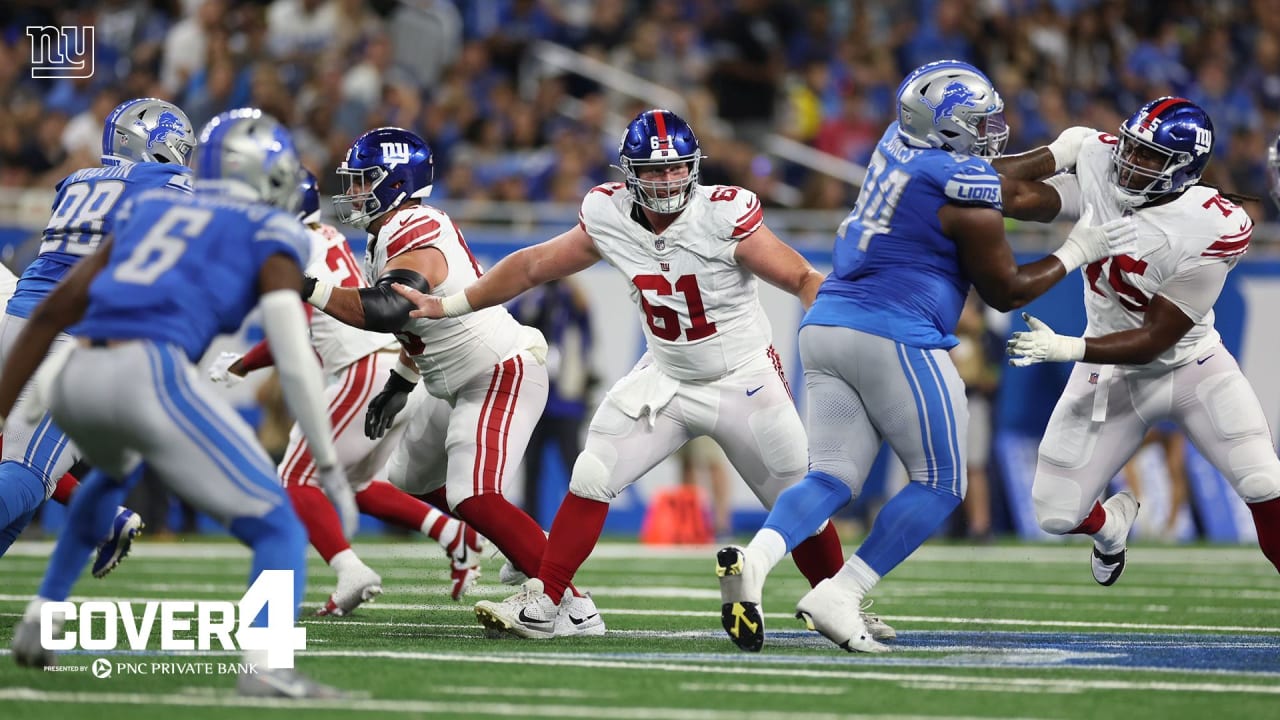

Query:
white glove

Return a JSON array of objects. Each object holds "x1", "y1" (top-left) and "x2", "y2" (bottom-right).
[
  {"x1": 1051, "y1": 204, "x2": 1138, "y2": 273},
  {"x1": 1047, "y1": 126, "x2": 1095, "y2": 172},
  {"x1": 316, "y1": 464, "x2": 359, "y2": 538},
  {"x1": 208, "y1": 352, "x2": 244, "y2": 387},
  {"x1": 1006, "y1": 313, "x2": 1086, "y2": 367}
]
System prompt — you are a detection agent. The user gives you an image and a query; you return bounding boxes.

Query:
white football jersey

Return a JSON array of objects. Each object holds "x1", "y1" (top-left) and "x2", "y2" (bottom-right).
[
  {"x1": 306, "y1": 223, "x2": 397, "y2": 371},
  {"x1": 0, "y1": 261, "x2": 16, "y2": 310},
  {"x1": 580, "y1": 182, "x2": 772, "y2": 381},
  {"x1": 1069, "y1": 134, "x2": 1251, "y2": 370},
  {"x1": 366, "y1": 203, "x2": 544, "y2": 398}
]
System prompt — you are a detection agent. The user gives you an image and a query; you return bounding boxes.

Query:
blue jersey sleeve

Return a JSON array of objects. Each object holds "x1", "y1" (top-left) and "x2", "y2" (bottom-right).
[
  {"x1": 937, "y1": 156, "x2": 1002, "y2": 210},
  {"x1": 251, "y1": 212, "x2": 310, "y2": 270}
]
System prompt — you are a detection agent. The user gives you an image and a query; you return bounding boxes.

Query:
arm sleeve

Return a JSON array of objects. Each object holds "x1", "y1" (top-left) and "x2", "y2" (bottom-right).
[
  {"x1": 1045, "y1": 173, "x2": 1083, "y2": 221},
  {"x1": 238, "y1": 339, "x2": 275, "y2": 372},
  {"x1": 259, "y1": 289, "x2": 338, "y2": 469},
  {"x1": 1158, "y1": 260, "x2": 1230, "y2": 324}
]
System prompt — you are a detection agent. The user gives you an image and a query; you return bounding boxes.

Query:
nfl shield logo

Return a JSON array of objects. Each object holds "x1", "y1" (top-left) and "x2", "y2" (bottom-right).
[
  {"x1": 1088, "y1": 372, "x2": 1099, "y2": 385},
  {"x1": 655, "y1": 238, "x2": 665, "y2": 250}
]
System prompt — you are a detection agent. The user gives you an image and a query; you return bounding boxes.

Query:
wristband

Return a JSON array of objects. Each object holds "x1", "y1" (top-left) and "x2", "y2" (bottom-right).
[
  {"x1": 392, "y1": 355, "x2": 420, "y2": 384},
  {"x1": 441, "y1": 292, "x2": 473, "y2": 317}
]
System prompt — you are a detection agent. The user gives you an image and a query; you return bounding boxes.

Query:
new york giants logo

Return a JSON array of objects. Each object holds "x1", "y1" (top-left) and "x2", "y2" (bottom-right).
[
  {"x1": 921, "y1": 81, "x2": 977, "y2": 124},
  {"x1": 381, "y1": 142, "x2": 412, "y2": 168},
  {"x1": 1193, "y1": 126, "x2": 1213, "y2": 156},
  {"x1": 27, "y1": 26, "x2": 94, "y2": 79}
]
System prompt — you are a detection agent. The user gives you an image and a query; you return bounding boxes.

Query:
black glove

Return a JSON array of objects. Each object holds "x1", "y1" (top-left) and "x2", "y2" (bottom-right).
[
  {"x1": 301, "y1": 274, "x2": 318, "y2": 301},
  {"x1": 365, "y1": 369, "x2": 415, "y2": 440}
]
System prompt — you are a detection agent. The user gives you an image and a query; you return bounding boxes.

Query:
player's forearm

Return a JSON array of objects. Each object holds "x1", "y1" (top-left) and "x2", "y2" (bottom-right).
[
  {"x1": 0, "y1": 316, "x2": 64, "y2": 420},
  {"x1": 311, "y1": 286, "x2": 368, "y2": 329},
  {"x1": 797, "y1": 269, "x2": 824, "y2": 309},
  {"x1": 464, "y1": 247, "x2": 541, "y2": 311},
  {"x1": 260, "y1": 290, "x2": 338, "y2": 468},
  {"x1": 991, "y1": 147, "x2": 1056, "y2": 182},
  {"x1": 978, "y1": 256, "x2": 1066, "y2": 312},
  {"x1": 1081, "y1": 329, "x2": 1170, "y2": 366}
]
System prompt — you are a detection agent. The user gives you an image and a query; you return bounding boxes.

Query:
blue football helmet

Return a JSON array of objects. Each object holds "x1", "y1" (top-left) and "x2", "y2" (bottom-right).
[
  {"x1": 1112, "y1": 97, "x2": 1214, "y2": 206},
  {"x1": 102, "y1": 97, "x2": 196, "y2": 167},
  {"x1": 298, "y1": 168, "x2": 320, "y2": 225},
  {"x1": 896, "y1": 60, "x2": 1007, "y2": 158},
  {"x1": 194, "y1": 108, "x2": 304, "y2": 213},
  {"x1": 333, "y1": 127, "x2": 434, "y2": 230},
  {"x1": 1268, "y1": 133, "x2": 1280, "y2": 211},
  {"x1": 617, "y1": 109, "x2": 701, "y2": 213}
]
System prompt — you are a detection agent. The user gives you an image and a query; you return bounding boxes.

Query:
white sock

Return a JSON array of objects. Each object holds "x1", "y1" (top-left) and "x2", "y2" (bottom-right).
[
  {"x1": 23, "y1": 596, "x2": 54, "y2": 623},
  {"x1": 328, "y1": 548, "x2": 363, "y2": 575},
  {"x1": 745, "y1": 528, "x2": 788, "y2": 574},
  {"x1": 832, "y1": 555, "x2": 881, "y2": 596},
  {"x1": 423, "y1": 508, "x2": 459, "y2": 549},
  {"x1": 1094, "y1": 504, "x2": 1128, "y2": 555}
]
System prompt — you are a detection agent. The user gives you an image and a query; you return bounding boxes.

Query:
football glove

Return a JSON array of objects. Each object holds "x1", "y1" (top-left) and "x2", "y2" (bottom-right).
[
  {"x1": 365, "y1": 369, "x2": 415, "y2": 440},
  {"x1": 1007, "y1": 313, "x2": 1086, "y2": 367},
  {"x1": 208, "y1": 352, "x2": 245, "y2": 387},
  {"x1": 1051, "y1": 204, "x2": 1138, "y2": 273}
]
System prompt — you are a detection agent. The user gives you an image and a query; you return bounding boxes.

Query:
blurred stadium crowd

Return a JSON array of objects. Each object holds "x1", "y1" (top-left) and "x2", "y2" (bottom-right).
[{"x1": 2, "y1": 0, "x2": 1280, "y2": 221}]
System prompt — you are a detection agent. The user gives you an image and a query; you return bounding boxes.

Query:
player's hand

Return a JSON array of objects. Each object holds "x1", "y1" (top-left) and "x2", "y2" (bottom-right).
[
  {"x1": 316, "y1": 464, "x2": 359, "y2": 538},
  {"x1": 208, "y1": 352, "x2": 246, "y2": 387},
  {"x1": 1006, "y1": 312, "x2": 1086, "y2": 367},
  {"x1": 365, "y1": 370, "x2": 415, "y2": 440},
  {"x1": 1053, "y1": 204, "x2": 1138, "y2": 272},
  {"x1": 1047, "y1": 126, "x2": 1096, "y2": 172},
  {"x1": 392, "y1": 283, "x2": 446, "y2": 319}
]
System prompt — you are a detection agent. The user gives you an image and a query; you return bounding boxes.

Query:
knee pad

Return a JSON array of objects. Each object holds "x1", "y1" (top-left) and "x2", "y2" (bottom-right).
[
  {"x1": 748, "y1": 405, "x2": 808, "y2": 481},
  {"x1": 1227, "y1": 440, "x2": 1280, "y2": 503},
  {"x1": 1032, "y1": 472, "x2": 1088, "y2": 535},
  {"x1": 568, "y1": 449, "x2": 617, "y2": 503}
]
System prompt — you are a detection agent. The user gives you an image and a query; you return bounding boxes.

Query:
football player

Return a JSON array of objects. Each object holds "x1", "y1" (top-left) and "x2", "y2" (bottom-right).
[
  {"x1": 997, "y1": 97, "x2": 1280, "y2": 579},
  {"x1": 391, "y1": 108, "x2": 878, "y2": 641},
  {"x1": 300, "y1": 128, "x2": 592, "y2": 625},
  {"x1": 701, "y1": 61, "x2": 1139, "y2": 653},
  {"x1": 0, "y1": 98, "x2": 196, "y2": 570},
  {"x1": 0, "y1": 109, "x2": 353, "y2": 697},
  {"x1": 210, "y1": 169, "x2": 486, "y2": 613}
]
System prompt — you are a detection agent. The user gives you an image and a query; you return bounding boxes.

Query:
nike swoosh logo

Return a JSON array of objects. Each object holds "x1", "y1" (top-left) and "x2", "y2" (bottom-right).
[
  {"x1": 568, "y1": 613, "x2": 599, "y2": 625},
  {"x1": 1197, "y1": 355, "x2": 1214, "y2": 365},
  {"x1": 517, "y1": 608, "x2": 553, "y2": 627},
  {"x1": 746, "y1": 386, "x2": 764, "y2": 396}
]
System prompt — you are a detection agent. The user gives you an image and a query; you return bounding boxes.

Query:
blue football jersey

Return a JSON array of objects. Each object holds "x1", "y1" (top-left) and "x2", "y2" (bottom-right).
[
  {"x1": 7, "y1": 162, "x2": 192, "y2": 319},
  {"x1": 75, "y1": 187, "x2": 310, "y2": 361},
  {"x1": 803, "y1": 123, "x2": 1002, "y2": 349}
]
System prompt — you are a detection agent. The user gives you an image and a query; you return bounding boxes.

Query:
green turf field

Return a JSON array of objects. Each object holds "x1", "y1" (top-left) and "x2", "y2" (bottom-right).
[{"x1": 0, "y1": 538, "x2": 1276, "y2": 719}]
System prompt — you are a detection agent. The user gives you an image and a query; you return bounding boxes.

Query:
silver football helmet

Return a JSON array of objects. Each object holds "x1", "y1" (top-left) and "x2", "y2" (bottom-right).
[
  {"x1": 101, "y1": 98, "x2": 196, "y2": 166},
  {"x1": 897, "y1": 60, "x2": 1008, "y2": 158},
  {"x1": 194, "y1": 108, "x2": 304, "y2": 213}
]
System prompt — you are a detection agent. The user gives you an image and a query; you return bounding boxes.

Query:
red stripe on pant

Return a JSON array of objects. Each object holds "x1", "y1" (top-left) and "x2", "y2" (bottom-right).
[
  {"x1": 280, "y1": 355, "x2": 374, "y2": 486},
  {"x1": 472, "y1": 357, "x2": 519, "y2": 496}
]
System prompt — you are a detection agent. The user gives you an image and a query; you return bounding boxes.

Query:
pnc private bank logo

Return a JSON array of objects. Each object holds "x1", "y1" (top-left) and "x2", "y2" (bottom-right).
[{"x1": 26, "y1": 26, "x2": 95, "y2": 79}]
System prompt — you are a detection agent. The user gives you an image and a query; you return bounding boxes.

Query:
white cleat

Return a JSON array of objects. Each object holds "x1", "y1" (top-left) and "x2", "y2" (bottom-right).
[
  {"x1": 557, "y1": 589, "x2": 606, "y2": 637},
  {"x1": 316, "y1": 565, "x2": 382, "y2": 617},
  {"x1": 716, "y1": 546, "x2": 765, "y2": 652},
  {"x1": 474, "y1": 578, "x2": 559, "y2": 639},
  {"x1": 498, "y1": 559, "x2": 528, "y2": 586},
  {"x1": 237, "y1": 668, "x2": 347, "y2": 698},
  {"x1": 795, "y1": 578, "x2": 890, "y2": 654},
  {"x1": 445, "y1": 524, "x2": 486, "y2": 600},
  {"x1": 11, "y1": 619, "x2": 56, "y2": 668},
  {"x1": 1092, "y1": 491, "x2": 1141, "y2": 587},
  {"x1": 860, "y1": 599, "x2": 897, "y2": 642}
]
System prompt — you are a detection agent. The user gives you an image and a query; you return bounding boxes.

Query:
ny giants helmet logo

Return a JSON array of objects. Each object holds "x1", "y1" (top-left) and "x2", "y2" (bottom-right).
[
  {"x1": 1193, "y1": 126, "x2": 1213, "y2": 155},
  {"x1": 381, "y1": 142, "x2": 412, "y2": 169},
  {"x1": 921, "y1": 81, "x2": 978, "y2": 124},
  {"x1": 138, "y1": 111, "x2": 188, "y2": 150}
]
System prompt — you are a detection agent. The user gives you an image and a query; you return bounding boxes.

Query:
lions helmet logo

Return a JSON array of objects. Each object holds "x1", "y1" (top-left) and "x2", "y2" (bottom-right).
[
  {"x1": 138, "y1": 111, "x2": 188, "y2": 150},
  {"x1": 921, "y1": 81, "x2": 979, "y2": 125}
]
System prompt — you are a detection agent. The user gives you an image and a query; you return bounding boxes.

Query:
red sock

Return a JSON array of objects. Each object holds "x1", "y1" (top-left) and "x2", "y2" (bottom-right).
[
  {"x1": 1248, "y1": 496, "x2": 1280, "y2": 574},
  {"x1": 791, "y1": 521, "x2": 844, "y2": 587},
  {"x1": 1068, "y1": 501, "x2": 1106, "y2": 535},
  {"x1": 51, "y1": 473, "x2": 79, "y2": 505},
  {"x1": 355, "y1": 482, "x2": 430, "y2": 531},
  {"x1": 454, "y1": 493, "x2": 547, "y2": 579},
  {"x1": 539, "y1": 493, "x2": 609, "y2": 600},
  {"x1": 287, "y1": 485, "x2": 350, "y2": 563}
]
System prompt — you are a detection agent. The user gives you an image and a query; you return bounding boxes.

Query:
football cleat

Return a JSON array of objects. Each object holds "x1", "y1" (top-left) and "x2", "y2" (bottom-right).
[
  {"x1": 795, "y1": 578, "x2": 889, "y2": 654},
  {"x1": 11, "y1": 619, "x2": 56, "y2": 668},
  {"x1": 557, "y1": 589, "x2": 606, "y2": 637},
  {"x1": 1092, "y1": 491, "x2": 1141, "y2": 586},
  {"x1": 716, "y1": 546, "x2": 765, "y2": 652},
  {"x1": 237, "y1": 667, "x2": 347, "y2": 698},
  {"x1": 446, "y1": 524, "x2": 486, "y2": 601},
  {"x1": 860, "y1": 599, "x2": 897, "y2": 642},
  {"x1": 92, "y1": 509, "x2": 144, "y2": 579},
  {"x1": 316, "y1": 565, "x2": 382, "y2": 617},
  {"x1": 498, "y1": 559, "x2": 528, "y2": 586},
  {"x1": 474, "y1": 578, "x2": 559, "y2": 639}
]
